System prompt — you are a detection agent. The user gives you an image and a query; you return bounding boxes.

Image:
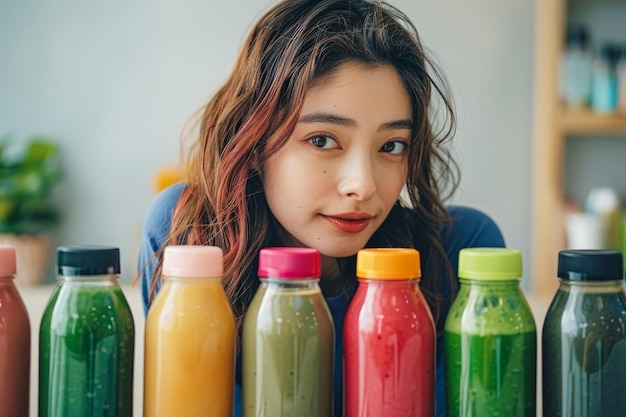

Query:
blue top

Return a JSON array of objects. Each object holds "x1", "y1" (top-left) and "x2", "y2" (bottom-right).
[{"x1": 138, "y1": 182, "x2": 506, "y2": 417}]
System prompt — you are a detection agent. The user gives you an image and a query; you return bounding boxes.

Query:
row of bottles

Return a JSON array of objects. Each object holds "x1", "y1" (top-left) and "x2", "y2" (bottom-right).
[
  {"x1": 149, "y1": 246, "x2": 435, "y2": 416},
  {"x1": 0, "y1": 244, "x2": 135, "y2": 417},
  {"x1": 1, "y1": 244, "x2": 625, "y2": 416},
  {"x1": 446, "y1": 248, "x2": 626, "y2": 416},
  {"x1": 560, "y1": 24, "x2": 626, "y2": 115}
]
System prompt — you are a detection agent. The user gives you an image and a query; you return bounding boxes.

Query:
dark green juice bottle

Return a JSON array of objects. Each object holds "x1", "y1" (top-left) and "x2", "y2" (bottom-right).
[
  {"x1": 444, "y1": 248, "x2": 536, "y2": 417},
  {"x1": 39, "y1": 245, "x2": 135, "y2": 417},
  {"x1": 542, "y1": 249, "x2": 626, "y2": 417}
]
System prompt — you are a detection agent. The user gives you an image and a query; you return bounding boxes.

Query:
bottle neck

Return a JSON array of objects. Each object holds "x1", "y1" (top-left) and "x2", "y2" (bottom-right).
[
  {"x1": 162, "y1": 275, "x2": 222, "y2": 284},
  {"x1": 58, "y1": 274, "x2": 120, "y2": 285},
  {"x1": 459, "y1": 278, "x2": 522, "y2": 297},
  {"x1": 558, "y1": 278, "x2": 623, "y2": 293},
  {"x1": 261, "y1": 277, "x2": 320, "y2": 290},
  {"x1": 358, "y1": 278, "x2": 419, "y2": 286},
  {"x1": 459, "y1": 278, "x2": 520, "y2": 287}
]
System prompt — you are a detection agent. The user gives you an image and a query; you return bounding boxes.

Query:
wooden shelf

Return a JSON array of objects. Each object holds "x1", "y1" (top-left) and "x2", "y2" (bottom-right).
[
  {"x1": 561, "y1": 108, "x2": 626, "y2": 135},
  {"x1": 531, "y1": 0, "x2": 626, "y2": 297},
  {"x1": 569, "y1": 0, "x2": 626, "y2": 4}
]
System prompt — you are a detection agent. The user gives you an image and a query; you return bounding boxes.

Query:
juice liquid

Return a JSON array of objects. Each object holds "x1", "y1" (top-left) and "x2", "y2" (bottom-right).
[
  {"x1": 0, "y1": 275, "x2": 31, "y2": 417},
  {"x1": 344, "y1": 280, "x2": 436, "y2": 417},
  {"x1": 242, "y1": 284, "x2": 334, "y2": 417},
  {"x1": 543, "y1": 284, "x2": 626, "y2": 416},
  {"x1": 444, "y1": 331, "x2": 536, "y2": 416},
  {"x1": 144, "y1": 278, "x2": 235, "y2": 417},
  {"x1": 39, "y1": 283, "x2": 135, "y2": 417},
  {"x1": 444, "y1": 280, "x2": 536, "y2": 417}
]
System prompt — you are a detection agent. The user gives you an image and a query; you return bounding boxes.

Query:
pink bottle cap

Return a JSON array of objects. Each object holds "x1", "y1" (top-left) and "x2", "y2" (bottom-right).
[
  {"x1": 258, "y1": 247, "x2": 320, "y2": 279},
  {"x1": 162, "y1": 245, "x2": 223, "y2": 278},
  {"x1": 0, "y1": 245, "x2": 17, "y2": 277}
]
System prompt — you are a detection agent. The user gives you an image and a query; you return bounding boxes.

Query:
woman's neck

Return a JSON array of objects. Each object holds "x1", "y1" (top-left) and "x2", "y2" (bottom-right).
[{"x1": 320, "y1": 256, "x2": 344, "y2": 297}]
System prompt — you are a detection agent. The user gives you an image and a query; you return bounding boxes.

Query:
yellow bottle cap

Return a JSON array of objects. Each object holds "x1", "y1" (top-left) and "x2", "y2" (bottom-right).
[
  {"x1": 458, "y1": 247, "x2": 522, "y2": 281},
  {"x1": 356, "y1": 248, "x2": 421, "y2": 280}
]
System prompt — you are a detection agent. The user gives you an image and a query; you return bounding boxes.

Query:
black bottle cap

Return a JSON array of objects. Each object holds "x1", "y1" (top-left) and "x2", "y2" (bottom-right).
[
  {"x1": 600, "y1": 43, "x2": 621, "y2": 65},
  {"x1": 566, "y1": 25, "x2": 589, "y2": 48},
  {"x1": 557, "y1": 249, "x2": 624, "y2": 281},
  {"x1": 57, "y1": 245, "x2": 120, "y2": 276}
]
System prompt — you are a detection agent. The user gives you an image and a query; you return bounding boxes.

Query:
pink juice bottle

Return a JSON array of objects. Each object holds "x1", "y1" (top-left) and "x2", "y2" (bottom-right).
[
  {"x1": 0, "y1": 244, "x2": 30, "y2": 417},
  {"x1": 344, "y1": 248, "x2": 436, "y2": 417}
]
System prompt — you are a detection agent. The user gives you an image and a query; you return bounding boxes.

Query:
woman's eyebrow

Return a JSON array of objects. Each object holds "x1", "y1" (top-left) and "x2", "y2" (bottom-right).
[
  {"x1": 298, "y1": 112, "x2": 412, "y2": 131},
  {"x1": 379, "y1": 119, "x2": 413, "y2": 132},
  {"x1": 298, "y1": 112, "x2": 355, "y2": 127}
]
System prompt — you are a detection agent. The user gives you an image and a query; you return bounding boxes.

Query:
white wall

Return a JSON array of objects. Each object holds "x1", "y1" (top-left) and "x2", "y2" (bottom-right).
[{"x1": 0, "y1": 0, "x2": 535, "y2": 287}]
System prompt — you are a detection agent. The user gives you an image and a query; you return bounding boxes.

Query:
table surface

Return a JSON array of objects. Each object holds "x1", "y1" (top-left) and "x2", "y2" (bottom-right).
[{"x1": 18, "y1": 284, "x2": 553, "y2": 417}]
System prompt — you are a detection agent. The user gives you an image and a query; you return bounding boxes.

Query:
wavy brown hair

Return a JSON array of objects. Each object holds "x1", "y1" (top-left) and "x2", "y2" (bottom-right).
[{"x1": 148, "y1": 0, "x2": 460, "y2": 334}]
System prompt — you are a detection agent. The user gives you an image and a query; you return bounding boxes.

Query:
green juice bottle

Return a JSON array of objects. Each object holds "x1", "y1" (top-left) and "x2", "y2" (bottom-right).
[
  {"x1": 444, "y1": 248, "x2": 536, "y2": 417},
  {"x1": 242, "y1": 247, "x2": 334, "y2": 417},
  {"x1": 39, "y1": 245, "x2": 135, "y2": 417}
]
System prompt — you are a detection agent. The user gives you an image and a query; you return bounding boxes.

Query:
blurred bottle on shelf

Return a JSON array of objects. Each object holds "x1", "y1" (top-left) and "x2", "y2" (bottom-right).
[
  {"x1": 585, "y1": 187, "x2": 622, "y2": 250},
  {"x1": 560, "y1": 25, "x2": 593, "y2": 108},
  {"x1": 591, "y1": 43, "x2": 620, "y2": 114},
  {"x1": 617, "y1": 44, "x2": 626, "y2": 116}
]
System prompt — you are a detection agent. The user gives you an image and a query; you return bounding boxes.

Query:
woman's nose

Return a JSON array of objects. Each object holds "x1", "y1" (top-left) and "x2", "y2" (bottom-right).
[{"x1": 337, "y1": 154, "x2": 377, "y2": 201}]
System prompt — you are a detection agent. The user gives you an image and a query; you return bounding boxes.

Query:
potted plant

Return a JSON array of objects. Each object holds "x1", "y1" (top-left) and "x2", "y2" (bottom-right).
[{"x1": 0, "y1": 135, "x2": 62, "y2": 285}]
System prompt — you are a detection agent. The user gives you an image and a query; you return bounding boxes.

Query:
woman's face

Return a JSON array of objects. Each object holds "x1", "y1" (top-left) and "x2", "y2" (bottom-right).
[{"x1": 263, "y1": 62, "x2": 412, "y2": 258}]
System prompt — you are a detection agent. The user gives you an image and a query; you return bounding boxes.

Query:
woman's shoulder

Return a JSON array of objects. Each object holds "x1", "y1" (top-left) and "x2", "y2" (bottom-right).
[
  {"x1": 440, "y1": 205, "x2": 506, "y2": 269},
  {"x1": 444, "y1": 205, "x2": 505, "y2": 247},
  {"x1": 142, "y1": 182, "x2": 188, "y2": 239},
  {"x1": 398, "y1": 205, "x2": 505, "y2": 245},
  {"x1": 151, "y1": 182, "x2": 187, "y2": 207},
  {"x1": 398, "y1": 204, "x2": 506, "y2": 264}
]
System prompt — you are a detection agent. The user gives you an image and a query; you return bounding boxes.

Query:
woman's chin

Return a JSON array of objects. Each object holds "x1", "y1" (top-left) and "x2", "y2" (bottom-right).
[{"x1": 314, "y1": 241, "x2": 365, "y2": 259}]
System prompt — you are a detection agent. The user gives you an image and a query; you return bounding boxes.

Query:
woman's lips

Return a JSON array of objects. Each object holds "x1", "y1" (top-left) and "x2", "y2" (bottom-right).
[{"x1": 323, "y1": 214, "x2": 372, "y2": 233}]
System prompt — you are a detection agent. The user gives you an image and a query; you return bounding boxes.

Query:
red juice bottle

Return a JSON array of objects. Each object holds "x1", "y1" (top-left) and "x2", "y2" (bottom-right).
[
  {"x1": 0, "y1": 245, "x2": 30, "y2": 417},
  {"x1": 344, "y1": 248, "x2": 436, "y2": 417}
]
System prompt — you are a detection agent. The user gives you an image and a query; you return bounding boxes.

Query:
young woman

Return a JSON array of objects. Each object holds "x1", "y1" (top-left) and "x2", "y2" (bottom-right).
[{"x1": 138, "y1": 0, "x2": 505, "y2": 415}]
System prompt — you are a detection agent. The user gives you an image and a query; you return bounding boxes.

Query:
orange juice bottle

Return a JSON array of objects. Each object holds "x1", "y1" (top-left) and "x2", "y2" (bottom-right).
[{"x1": 144, "y1": 245, "x2": 236, "y2": 417}]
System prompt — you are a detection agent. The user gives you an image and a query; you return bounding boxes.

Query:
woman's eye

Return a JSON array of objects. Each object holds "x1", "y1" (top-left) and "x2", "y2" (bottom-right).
[
  {"x1": 380, "y1": 140, "x2": 408, "y2": 155},
  {"x1": 309, "y1": 135, "x2": 338, "y2": 149}
]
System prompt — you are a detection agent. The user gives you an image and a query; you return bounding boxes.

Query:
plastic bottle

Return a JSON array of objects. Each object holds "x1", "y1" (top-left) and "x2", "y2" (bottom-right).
[
  {"x1": 542, "y1": 249, "x2": 626, "y2": 416},
  {"x1": 242, "y1": 247, "x2": 334, "y2": 417},
  {"x1": 344, "y1": 248, "x2": 436, "y2": 417},
  {"x1": 0, "y1": 245, "x2": 30, "y2": 417},
  {"x1": 39, "y1": 245, "x2": 135, "y2": 417},
  {"x1": 591, "y1": 43, "x2": 619, "y2": 114},
  {"x1": 585, "y1": 186, "x2": 621, "y2": 250},
  {"x1": 144, "y1": 245, "x2": 235, "y2": 417},
  {"x1": 444, "y1": 247, "x2": 537, "y2": 417},
  {"x1": 560, "y1": 25, "x2": 593, "y2": 108},
  {"x1": 617, "y1": 44, "x2": 626, "y2": 116}
]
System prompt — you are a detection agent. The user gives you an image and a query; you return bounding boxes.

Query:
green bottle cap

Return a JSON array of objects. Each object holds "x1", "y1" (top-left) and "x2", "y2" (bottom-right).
[{"x1": 458, "y1": 247, "x2": 523, "y2": 281}]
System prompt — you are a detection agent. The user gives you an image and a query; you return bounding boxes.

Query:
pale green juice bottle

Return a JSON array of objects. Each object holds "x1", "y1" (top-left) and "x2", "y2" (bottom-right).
[{"x1": 242, "y1": 247, "x2": 334, "y2": 417}]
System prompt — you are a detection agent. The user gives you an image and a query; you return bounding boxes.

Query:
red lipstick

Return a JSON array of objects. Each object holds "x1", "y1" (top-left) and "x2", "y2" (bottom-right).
[{"x1": 323, "y1": 214, "x2": 372, "y2": 233}]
